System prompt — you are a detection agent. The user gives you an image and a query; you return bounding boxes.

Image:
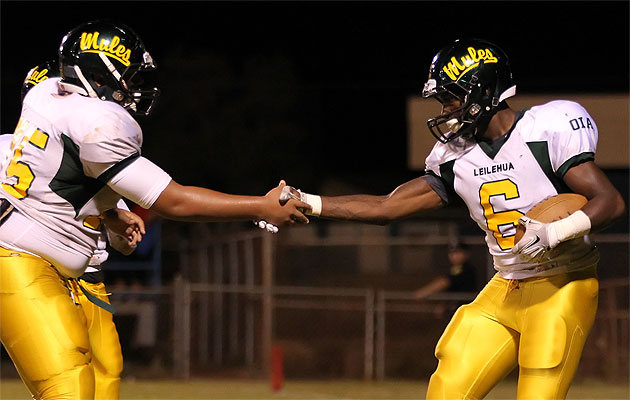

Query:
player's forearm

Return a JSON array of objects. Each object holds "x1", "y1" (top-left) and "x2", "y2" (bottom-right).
[
  {"x1": 320, "y1": 195, "x2": 399, "y2": 224},
  {"x1": 564, "y1": 162, "x2": 627, "y2": 232},
  {"x1": 579, "y1": 191, "x2": 627, "y2": 232},
  {"x1": 296, "y1": 178, "x2": 444, "y2": 224},
  {"x1": 151, "y1": 184, "x2": 264, "y2": 222}
]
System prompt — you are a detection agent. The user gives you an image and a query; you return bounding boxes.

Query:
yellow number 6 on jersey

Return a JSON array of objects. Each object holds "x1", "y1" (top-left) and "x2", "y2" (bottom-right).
[{"x1": 479, "y1": 179, "x2": 524, "y2": 250}]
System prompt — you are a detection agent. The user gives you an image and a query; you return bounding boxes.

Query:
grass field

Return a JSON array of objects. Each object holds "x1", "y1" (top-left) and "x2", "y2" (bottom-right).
[{"x1": 1, "y1": 378, "x2": 628, "y2": 399}]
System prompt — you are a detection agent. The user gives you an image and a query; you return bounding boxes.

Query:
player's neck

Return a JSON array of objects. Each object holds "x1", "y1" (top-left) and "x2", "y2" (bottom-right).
[{"x1": 482, "y1": 107, "x2": 516, "y2": 143}]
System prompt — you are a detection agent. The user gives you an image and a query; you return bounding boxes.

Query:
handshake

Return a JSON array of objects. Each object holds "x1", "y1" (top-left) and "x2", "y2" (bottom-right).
[{"x1": 253, "y1": 183, "x2": 322, "y2": 234}]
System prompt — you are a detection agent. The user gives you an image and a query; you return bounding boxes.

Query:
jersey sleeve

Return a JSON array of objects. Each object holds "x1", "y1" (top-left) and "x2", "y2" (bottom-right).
[
  {"x1": 107, "y1": 156, "x2": 172, "y2": 209},
  {"x1": 545, "y1": 101, "x2": 598, "y2": 177}
]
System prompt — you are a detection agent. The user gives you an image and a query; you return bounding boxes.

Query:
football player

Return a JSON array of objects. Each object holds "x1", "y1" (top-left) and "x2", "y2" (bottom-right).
[
  {"x1": 282, "y1": 38, "x2": 626, "y2": 399},
  {"x1": 10, "y1": 60, "x2": 145, "y2": 400},
  {"x1": 0, "y1": 130, "x2": 137, "y2": 400},
  {"x1": 0, "y1": 20, "x2": 309, "y2": 399}
]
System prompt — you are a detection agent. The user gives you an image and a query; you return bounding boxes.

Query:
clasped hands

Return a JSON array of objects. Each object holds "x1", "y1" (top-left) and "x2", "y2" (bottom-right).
[
  {"x1": 253, "y1": 181, "x2": 310, "y2": 234},
  {"x1": 102, "y1": 208, "x2": 146, "y2": 250}
]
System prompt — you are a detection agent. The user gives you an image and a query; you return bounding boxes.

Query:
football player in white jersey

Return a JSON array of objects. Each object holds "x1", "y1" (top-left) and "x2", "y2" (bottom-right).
[
  {"x1": 24, "y1": 59, "x2": 147, "y2": 400},
  {"x1": 4, "y1": 60, "x2": 144, "y2": 400},
  {"x1": 0, "y1": 20, "x2": 309, "y2": 399},
  {"x1": 281, "y1": 38, "x2": 626, "y2": 399}
]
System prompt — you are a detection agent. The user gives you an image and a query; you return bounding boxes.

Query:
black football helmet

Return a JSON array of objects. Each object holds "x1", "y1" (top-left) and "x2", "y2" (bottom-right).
[
  {"x1": 21, "y1": 60, "x2": 60, "y2": 102},
  {"x1": 422, "y1": 38, "x2": 516, "y2": 143},
  {"x1": 58, "y1": 20, "x2": 160, "y2": 116}
]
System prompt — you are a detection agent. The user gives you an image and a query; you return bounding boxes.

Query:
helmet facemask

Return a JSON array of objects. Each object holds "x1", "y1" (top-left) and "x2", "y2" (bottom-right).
[
  {"x1": 424, "y1": 80, "x2": 480, "y2": 143},
  {"x1": 112, "y1": 53, "x2": 160, "y2": 116}
]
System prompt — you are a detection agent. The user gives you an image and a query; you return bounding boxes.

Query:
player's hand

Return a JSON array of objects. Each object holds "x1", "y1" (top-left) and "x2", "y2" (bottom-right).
[
  {"x1": 279, "y1": 185, "x2": 322, "y2": 217},
  {"x1": 103, "y1": 208, "x2": 146, "y2": 245},
  {"x1": 126, "y1": 227, "x2": 143, "y2": 247},
  {"x1": 260, "y1": 180, "x2": 311, "y2": 226},
  {"x1": 510, "y1": 216, "x2": 559, "y2": 262}
]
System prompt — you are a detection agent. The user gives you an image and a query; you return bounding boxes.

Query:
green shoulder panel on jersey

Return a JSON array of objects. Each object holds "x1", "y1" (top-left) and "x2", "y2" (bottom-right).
[
  {"x1": 49, "y1": 134, "x2": 140, "y2": 215},
  {"x1": 557, "y1": 152, "x2": 595, "y2": 178},
  {"x1": 49, "y1": 134, "x2": 105, "y2": 215},
  {"x1": 525, "y1": 141, "x2": 573, "y2": 194},
  {"x1": 439, "y1": 159, "x2": 456, "y2": 192},
  {"x1": 427, "y1": 159, "x2": 458, "y2": 204}
]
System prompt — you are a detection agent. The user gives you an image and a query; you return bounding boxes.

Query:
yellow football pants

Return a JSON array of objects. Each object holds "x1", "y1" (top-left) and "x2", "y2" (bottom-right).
[
  {"x1": 0, "y1": 247, "x2": 94, "y2": 399},
  {"x1": 77, "y1": 280, "x2": 123, "y2": 400},
  {"x1": 426, "y1": 265, "x2": 598, "y2": 400}
]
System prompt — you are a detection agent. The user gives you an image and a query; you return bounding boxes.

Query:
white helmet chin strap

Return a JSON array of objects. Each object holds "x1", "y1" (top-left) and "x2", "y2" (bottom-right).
[
  {"x1": 63, "y1": 53, "x2": 127, "y2": 102},
  {"x1": 498, "y1": 85, "x2": 517, "y2": 103},
  {"x1": 73, "y1": 65, "x2": 98, "y2": 98},
  {"x1": 98, "y1": 52, "x2": 123, "y2": 81},
  {"x1": 98, "y1": 52, "x2": 133, "y2": 108}
]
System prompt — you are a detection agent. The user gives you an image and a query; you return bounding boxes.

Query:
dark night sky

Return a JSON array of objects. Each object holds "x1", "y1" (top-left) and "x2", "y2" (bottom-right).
[{"x1": 1, "y1": 1, "x2": 628, "y2": 194}]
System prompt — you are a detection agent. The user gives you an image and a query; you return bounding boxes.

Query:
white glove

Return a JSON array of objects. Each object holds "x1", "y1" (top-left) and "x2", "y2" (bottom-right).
[
  {"x1": 253, "y1": 219, "x2": 279, "y2": 234},
  {"x1": 280, "y1": 185, "x2": 302, "y2": 202},
  {"x1": 510, "y1": 216, "x2": 559, "y2": 261}
]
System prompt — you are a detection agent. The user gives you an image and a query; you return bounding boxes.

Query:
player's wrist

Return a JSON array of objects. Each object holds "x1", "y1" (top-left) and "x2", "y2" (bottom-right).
[
  {"x1": 548, "y1": 210, "x2": 591, "y2": 244},
  {"x1": 102, "y1": 208, "x2": 119, "y2": 219},
  {"x1": 257, "y1": 196, "x2": 271, "y2": 221},
  {"x1": 301, "y1": 193, "x2": 322, "y2": 217}
]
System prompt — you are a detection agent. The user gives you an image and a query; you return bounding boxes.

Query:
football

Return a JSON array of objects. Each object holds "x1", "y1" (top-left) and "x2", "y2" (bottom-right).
[{"x1": 514, "y1": 193, "x2": 588, "y2": 244}]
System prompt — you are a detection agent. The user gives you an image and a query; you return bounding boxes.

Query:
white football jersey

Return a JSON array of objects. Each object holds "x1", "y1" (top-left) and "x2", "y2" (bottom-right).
[
  {"x1": 0, "y1": 78, "x2": 170, "y2": 277},
  {"x1": 85, "y1": 198, "x2": 134, "y2": 273},
  {"x1": 425, "y1": 100, "x2": 600, "y2": 279}
]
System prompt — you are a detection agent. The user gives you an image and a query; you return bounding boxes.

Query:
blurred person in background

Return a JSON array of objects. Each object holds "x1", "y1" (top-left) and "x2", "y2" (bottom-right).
[
  {"x1": 414, "y1": 242, "x2": 478, "y2": 318},
  {"x1": 0, "y1": 20, "x2": 309, "y2": 399},
  {"x1": 413, "y1": 242, "x2": 477, "y2": 299},
  {"x1": 281, "y1": 38, "x2": 626, "y2": 399}
]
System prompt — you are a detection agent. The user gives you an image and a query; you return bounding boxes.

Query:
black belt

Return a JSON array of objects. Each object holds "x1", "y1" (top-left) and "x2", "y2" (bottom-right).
[{"x1": 79, "y1": 270, "x2": 105, "y2": 284}]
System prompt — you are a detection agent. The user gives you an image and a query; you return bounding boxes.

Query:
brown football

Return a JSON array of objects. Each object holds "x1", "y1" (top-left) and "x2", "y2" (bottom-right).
[{"x1": 514, "y1": 193, "x2": 588, "y2": 244}]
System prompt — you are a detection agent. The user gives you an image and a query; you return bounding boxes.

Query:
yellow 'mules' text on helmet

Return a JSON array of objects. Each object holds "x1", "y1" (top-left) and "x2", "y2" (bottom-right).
[
  {"x1": 21, "y1": 60, "x2": 60, "y2": 102},
  {"x1": 58, "y1": 20, "x2": 160, "y2": 116},
  {"x1": 422, "y1": 38, "x2": 516, "y2": 143}
]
